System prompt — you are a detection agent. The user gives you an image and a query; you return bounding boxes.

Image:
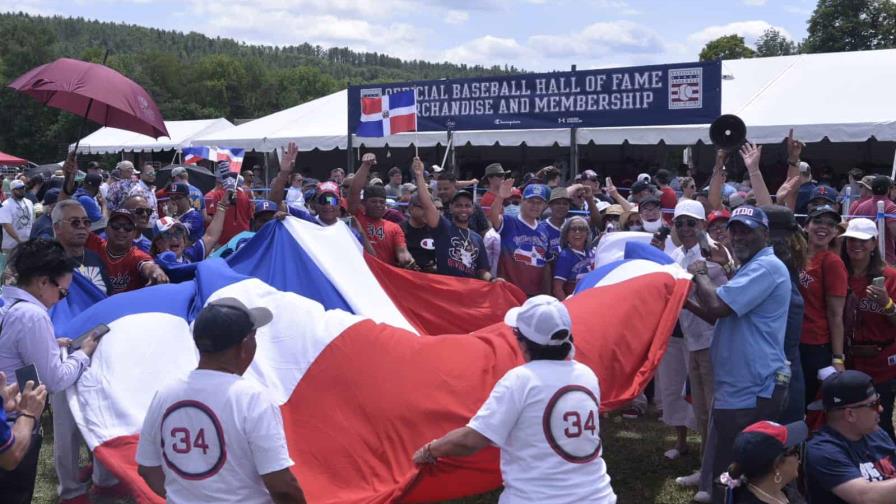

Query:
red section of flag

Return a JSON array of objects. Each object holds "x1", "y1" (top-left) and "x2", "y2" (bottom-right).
[
  {"x1": 91, "y1": 267, "x2": 689, "y2": 504},
  {"x1": 365, "y1": 254, "x2": 526, "y2": 335},
  {"x1": 361, "y1": 96, "x2": 383, "y2": 115},
  {"x1": 389, "y1": 113, "x2": 417, "y2": 135}
]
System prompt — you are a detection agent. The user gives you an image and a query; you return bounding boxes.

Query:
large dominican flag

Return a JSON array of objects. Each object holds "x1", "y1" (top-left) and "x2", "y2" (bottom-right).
[
  {"x1": 356, "y1": 90, "x2": 417, "y2": 137},
  {"x1": 54, "y1": 217, "x2": 691, "y2": 504}
]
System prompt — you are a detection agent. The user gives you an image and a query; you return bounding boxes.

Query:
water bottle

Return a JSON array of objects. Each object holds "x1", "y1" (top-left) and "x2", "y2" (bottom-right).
[{"x1": 775, "y1": 360, "x2": 792, "y2": 387}]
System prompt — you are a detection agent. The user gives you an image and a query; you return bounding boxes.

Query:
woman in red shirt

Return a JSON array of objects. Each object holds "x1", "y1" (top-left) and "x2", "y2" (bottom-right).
[
  {"x1": 840, "y1": 218, "x2": 896, "y2": 441},
  {"x1": 799, "y1": 205, "x2": 848, "y2": 405}
]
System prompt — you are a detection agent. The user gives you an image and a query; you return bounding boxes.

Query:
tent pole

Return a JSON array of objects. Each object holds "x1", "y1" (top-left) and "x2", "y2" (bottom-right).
[
  {"x1": 569, "y1": 127, "x2": 578, "y2": 182},
  {"x1": 346, "y1": 133, "x2": 354, "y2": 174}
]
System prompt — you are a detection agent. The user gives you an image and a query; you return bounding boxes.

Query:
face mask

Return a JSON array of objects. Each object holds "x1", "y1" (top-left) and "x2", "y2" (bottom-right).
[
  {"x1": 504, "y1": 204, "x2": 520, "y2": 219},
  {"x1": 643, "y1": 219, "x2": 663, "y2": 233},
  {"x1": 628, "y1": 224, "x2": 643, "y2": 232}
]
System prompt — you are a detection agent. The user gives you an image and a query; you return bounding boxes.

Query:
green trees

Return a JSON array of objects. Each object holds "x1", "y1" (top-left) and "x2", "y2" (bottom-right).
[
  {"x1": 803, "y1": 0, "x2": 896, "y2": 53},
  {"x1": 755, "y1": 28, "x2": 798, "y2": 57},
  {"x1": 698, "y1": 34, "x2": 755, "y2": 61},
  {"x1": 0, "y1": 12, "x2": 516, "y2": 162}
]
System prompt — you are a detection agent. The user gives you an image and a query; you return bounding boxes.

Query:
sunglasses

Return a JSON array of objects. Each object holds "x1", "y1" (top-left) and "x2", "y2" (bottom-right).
[
  {"x1": 131, "y1": 208, "x2": 153, "y2": 216},
  {"x1": 317, "y1": 195, "x2": 339, "y2": 206},
  {"x1": 108, "y1": 221, "x2": 136, "y2": 232},
  {"x1": 569, "y1": 226, "x2": 589, "y2": 233},
  {"x1": 845, "y1": 398, "x2": 881, "y2": 411},
  {"x1": 504, "y1": 200, "x2": 520, "y2": 206},
  {"x1": 50, "y1": 279, "x2": 68, "y2": 300},
  {"x1": 675, "y1": 218, "x2": 699, "y2": 229},
  {"x1": 64, "y1": 217, "x2": 92, "y2": 229}
]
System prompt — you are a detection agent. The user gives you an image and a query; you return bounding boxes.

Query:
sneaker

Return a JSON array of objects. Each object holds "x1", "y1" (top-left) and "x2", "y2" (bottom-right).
[
  {"x1": 59, "y1": 494, "x2": 90, "y2": 504},
  {"x1": 693, "y1": 490, "x2": 711, "y2": 503},
  {"x1": 675, "y1": 470, "x2": 701, "y2": 487},
  {"x1": 621, "y1": 406, "x2": 644, "y2": 419}
]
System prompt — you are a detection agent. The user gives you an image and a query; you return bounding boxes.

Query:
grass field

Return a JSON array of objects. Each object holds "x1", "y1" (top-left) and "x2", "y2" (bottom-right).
[{"x1": 32, "y1": 408, "x2": 699, "y2": 504}]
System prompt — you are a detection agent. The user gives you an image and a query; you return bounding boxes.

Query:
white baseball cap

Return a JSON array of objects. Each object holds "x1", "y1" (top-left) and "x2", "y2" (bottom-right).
[
  {"x1": 799, "y1": 161, "x2": 811, "y2": 173},
  {"x1": 637, "y1": 173, "x2": 651, "y2": 184},
  {"x1": 673, "y1": 199, "x2": 706, "y2": 221},
  {"x1": 841, "y1": 218, "x2": 878, "y2": 240},
  {"x1": 9, "y1": 180, "x2": 25, "y2": 190},
  {"x1": 504, "y1": 295, "x2": 572, "y2": 346}
]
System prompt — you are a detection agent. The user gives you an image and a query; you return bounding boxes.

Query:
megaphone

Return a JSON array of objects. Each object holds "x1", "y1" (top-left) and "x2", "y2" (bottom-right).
[{"x1": 709, "y1": 114, "x2": 747, "y2": 152}]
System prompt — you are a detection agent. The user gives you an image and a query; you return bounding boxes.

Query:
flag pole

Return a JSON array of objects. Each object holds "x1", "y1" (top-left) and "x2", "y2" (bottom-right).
[{"x1": 414, "y1": 86, "x2": 419, "y2": 159}]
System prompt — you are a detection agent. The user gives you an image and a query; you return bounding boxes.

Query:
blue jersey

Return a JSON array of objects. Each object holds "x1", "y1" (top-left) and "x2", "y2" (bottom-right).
[
  {"x1": 178, "y1": 208, "x2": 205, "y2": 244},
  {"x1": 807, "y1": 426, "x2": 896, "y2": 503},
  {"x1": 433, "y1": 216, "x2": 489, "y2": 278},
  {"x1": 553, "y1": 247, "x2": 594, "y2": 297},
  {"x1": 497, "y1": 214, "x2": 549, "y2": 296},
  {"x1": 541, "y1": 219, "x2": 563, "y2": 262}
]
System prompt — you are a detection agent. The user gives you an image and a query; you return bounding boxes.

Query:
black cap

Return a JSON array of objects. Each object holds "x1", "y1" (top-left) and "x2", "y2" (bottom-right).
[
  {"x1": 808, "y1": 204, "x2": 841, "y2": 223},
  {"x1": 108, "y1": 209, "x2": 137, "y2": 224},
  {"x1": 193, "y1": 298, "x2": 273, "y2": 353},
  {"x1": 810, "y1": 370, "x2": 877, "y2": 411},
  {"x1": 83, "y1": 173, "x2": 102, "y2": 187},
  {"x1": 363, "y1": 184, "x2": 387, "y2": 200},
  {"x1": 631, "y1": 180, "x2": 650, "y2": 194},
  {"x1": 42, "y1": 188, "x2": 61, "y2": 206},
  {"x1": 732, "y1": 420, "x2": 808, "y2": 478},
  {"x1": 450, "y1": 190, "x2": 474, "y2": 203},
  {"x1": 871, "y1": 175, "x2": 893, "y2": 195}
]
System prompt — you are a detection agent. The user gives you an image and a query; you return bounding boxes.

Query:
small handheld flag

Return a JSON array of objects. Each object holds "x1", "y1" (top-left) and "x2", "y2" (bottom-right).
[
  {"x1": 182, "y1": 146, "x2": 245, "y2": 173},
  {"x1": 356, "y1": 90, "x2": 417, "y2": 137}
]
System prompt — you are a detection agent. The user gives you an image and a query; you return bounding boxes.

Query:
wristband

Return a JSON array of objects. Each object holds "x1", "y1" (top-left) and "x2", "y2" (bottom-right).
[
  {"x1": 884, "y1": 298, "x2": 895, "y2": 311},
  {"x1": 832, "y1": 358, "x2": 845, "y2": 366},
  {"x1": 832, "y1": 353, "x2": 846, "y2": 360}
]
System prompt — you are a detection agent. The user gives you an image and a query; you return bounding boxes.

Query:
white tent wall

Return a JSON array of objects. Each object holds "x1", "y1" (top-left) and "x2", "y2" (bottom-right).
[{"x1": 73, "y1": 118, "x2": 235, "y2": 154}]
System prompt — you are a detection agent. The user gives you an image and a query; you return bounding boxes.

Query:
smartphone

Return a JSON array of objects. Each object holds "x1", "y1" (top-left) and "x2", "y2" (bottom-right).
[
  {"x1": 873, "y1": 276, "x2": 885, "y2": 288},
  {"x1": 605, "y1": 177, "x2": 612, "y2": 187},
  {"x1": 697, "y1": 230, "x2": 712, "y2": 258},
  {"x1": 15, "y1": 363, "x2": 40, "y2": 392},
  {"x1": 71, "y1": 323, "x2": 110, "y2": 350}
]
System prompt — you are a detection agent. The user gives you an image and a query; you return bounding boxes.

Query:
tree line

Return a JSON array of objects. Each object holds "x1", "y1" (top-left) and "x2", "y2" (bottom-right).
[
  {"x1": 699, "y1": 0, "x2": 896, "y2": 60},
  {"x1": 0, "y1": 13, "x2": 518, "y2": 162}
]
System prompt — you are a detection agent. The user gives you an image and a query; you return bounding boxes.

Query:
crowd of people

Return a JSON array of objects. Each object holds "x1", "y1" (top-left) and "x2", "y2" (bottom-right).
[{"x1": 0, "y1": 128, "x2": 894, "y2": 503}]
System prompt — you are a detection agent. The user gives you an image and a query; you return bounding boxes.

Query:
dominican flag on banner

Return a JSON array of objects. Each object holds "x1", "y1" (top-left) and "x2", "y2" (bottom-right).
[
  {"x1": 356, "y1": 90, "x2": 417, "y2": 137},
  {"x1": 52, "y1": 217, "x2": 690, "y2": 504},
  {"x1": 182, "y1": 147, "x2": 245, "y2": 173}
]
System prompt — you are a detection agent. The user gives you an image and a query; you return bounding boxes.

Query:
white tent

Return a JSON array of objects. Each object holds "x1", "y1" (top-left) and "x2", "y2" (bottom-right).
[
  {"x1": 73, "y1": 118, "x2": 235, "y2": 154},
  {"x1": 193, "y1": 48, "x2": 896, "y2": 151}
]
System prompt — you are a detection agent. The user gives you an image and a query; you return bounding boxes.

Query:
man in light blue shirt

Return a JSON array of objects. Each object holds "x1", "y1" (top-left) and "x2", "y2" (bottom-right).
[{"x1": 686, "y1": 205, "x2": 790, "y2": 503}]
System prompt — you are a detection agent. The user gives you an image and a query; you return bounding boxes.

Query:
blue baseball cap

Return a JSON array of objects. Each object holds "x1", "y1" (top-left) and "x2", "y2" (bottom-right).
[
  {"x1": 522, "y1": 183, "x2": 550, "y2": 201},
  {"x1": 254, "y1": 200, "x2": 278, "y2": 215},
  {"x1": 727, "y1": 205, "x2": 769, "y2": 230},
  {"x1": 809, "y1": 185, "x2": 838, "y2": 204}
]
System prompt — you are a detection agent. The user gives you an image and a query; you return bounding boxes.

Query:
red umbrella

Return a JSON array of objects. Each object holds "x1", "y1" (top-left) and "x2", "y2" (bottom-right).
[
  {"x1": 0, "y1": 151, "x2": 27, "y2": 165},
  {"x1": 8, "y1": 58, "x2": 169, "y2": 147}
]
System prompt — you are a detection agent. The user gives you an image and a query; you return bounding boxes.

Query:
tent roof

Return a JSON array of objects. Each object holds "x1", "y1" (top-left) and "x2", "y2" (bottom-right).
[
  {"x1": 194, "y1": 48, "x2": 896, "y2": 150},
  {"x1": 0, "y1": 151, "x2": 27, "y2": 165},
  {"x1": 73, "y1": 118, "x2": 235, "y2": 154}
]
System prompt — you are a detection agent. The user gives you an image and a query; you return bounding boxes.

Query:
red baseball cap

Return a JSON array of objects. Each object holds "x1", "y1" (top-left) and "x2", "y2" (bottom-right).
[{"x1": 707, "y1": 209, "x2": 731, "y2": 226}]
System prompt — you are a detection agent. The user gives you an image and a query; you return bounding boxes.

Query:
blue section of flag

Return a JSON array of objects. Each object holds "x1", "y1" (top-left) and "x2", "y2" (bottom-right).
[
  {"x1": 50, "y1": 270, "x2": 108, "y2": 333},
  {"x1": 573, "y1": 241, "x2": 675, "y2": 294},
  {"x1": 356, "y1": 120, "x2": 384, "y2": 137},
  {"x1": 388, "y1": 90, "x2": 416, "y2": 109},
  {"x1": 182, "y1": 146, "x2": 210, "y2": 162},
  {"x1": 226, "y1": 221, "x2": 353, "y2": 312}
]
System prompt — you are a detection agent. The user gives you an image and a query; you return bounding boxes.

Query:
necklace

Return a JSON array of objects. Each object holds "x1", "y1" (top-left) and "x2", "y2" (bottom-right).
[
  {"x1": 105, "y1": 245, "x2": 127, "y2": 261},
  {"x1": 747, "y1": 483, "x2": 788, "y2": 504}
]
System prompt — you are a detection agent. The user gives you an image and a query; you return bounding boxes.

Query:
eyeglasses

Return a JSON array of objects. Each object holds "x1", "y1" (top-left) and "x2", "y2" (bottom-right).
[
  {"x1": 108, "y1": 221, "x2": 136, "y2": 232},
  {"x1": 131, "y1": 208, "x2": 152, "y2": 216},
  {"x1": 64, "y1": 217, "x2": 92, "y2": 229},
  {"x1": 50, "y1": 279, "x2": 68, "y2": 300},
  {"x1": 675, "y1": 218, "x2": 699, "y2": 229},
  {"x1": 317, "y1": 195, "x2": 339, "y2": 206}
]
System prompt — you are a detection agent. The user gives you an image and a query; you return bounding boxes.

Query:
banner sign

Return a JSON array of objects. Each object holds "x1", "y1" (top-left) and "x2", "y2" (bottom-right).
[{"x1": 348, "y1": 60, "x2": 721, "y2": 133}]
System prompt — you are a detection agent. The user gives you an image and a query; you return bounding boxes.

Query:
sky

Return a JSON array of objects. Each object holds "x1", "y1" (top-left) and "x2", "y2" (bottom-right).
[{"x1": 3, "y1": 0, "x2": 818, "y2": 71}]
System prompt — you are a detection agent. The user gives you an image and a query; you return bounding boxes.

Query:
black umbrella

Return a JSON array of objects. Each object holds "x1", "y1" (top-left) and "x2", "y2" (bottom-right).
[
  {"x1": 157, "y1": 164, "x2": 217, "y2": 194},
  {"x1": 25, "y1": 163, "x2": 63, "y2": 180}
]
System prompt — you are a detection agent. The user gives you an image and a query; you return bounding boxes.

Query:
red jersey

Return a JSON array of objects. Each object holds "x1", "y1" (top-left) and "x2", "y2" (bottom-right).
[
  {"x1": 798, "y1": 251, "x2": 848, "y2": 345},
  {"x1": 205, "y1": 187, "x2": 252, "y2": 244},
  {"x1": 659, "y1": 187, "x2": 677, "y2": 224},
  {"x1": 86, "y1": 233, "x2": 153, "y2": 295},
  {"x1": 853, "y1": 196, "x2": 896, "y2": 264},
  {"x1": 848, "y1": 267, "x2": 896, "y2": 384},
  {"x1": 353, "y1": 209, "x2": 406, "y2": 266}
]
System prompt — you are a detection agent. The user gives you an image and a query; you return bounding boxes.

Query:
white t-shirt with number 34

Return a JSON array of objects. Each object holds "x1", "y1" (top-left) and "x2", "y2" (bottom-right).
[
  {"x1": 467, "y1": 359, "x2": 616, "y2": 504},
  {"x1": 136, "y1": 369, "x2": 294, "y2": 504}
]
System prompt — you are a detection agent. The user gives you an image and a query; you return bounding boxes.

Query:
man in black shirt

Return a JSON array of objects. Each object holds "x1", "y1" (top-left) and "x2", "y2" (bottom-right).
[
  {"x1": 435, "y1": 172, "x2": 490, "y2": 236},
  {"x1": 400, "y1": 193, "x2": 437, "y2": 273}
]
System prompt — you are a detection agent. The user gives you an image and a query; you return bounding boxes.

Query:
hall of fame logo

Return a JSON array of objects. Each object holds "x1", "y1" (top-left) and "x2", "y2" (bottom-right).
[{"x1": 668, "y1": 68, "x2": 703, "y2": 110}]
